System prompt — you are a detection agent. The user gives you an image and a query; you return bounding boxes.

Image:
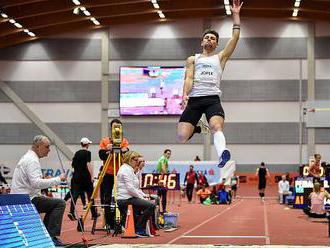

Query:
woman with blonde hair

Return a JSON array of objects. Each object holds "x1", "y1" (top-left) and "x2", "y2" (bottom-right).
[
  {"x1": 117, "y1": 151, "x2": 155, "y2": 236},
  {"x1": 303, "y1": 182, "x2": 330, "y2": 218}
]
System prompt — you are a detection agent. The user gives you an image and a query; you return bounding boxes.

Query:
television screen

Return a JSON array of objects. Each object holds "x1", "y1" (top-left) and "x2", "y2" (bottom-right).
[{"x1": 120, "y1": 66, "x2": 185, "y2": 116}]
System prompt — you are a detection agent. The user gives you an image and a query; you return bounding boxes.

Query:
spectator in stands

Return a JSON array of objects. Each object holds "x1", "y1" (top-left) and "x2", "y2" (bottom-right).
[
  {"x1": 196, "y1": 184, "x2": 211, "y2": 204},
  {"x1": 308, "y1": 154, "x2": 324, "y2": 180},
  {"x1": 303, "y1": 182, "x2": 330, "y2": 218},
  {"x1": 68, "y1": 137, "x2": 97, "y2": 221},
  {"x1": 156, "y1": 149, "x2": 171, "y2": 213},
  {"x1": 117, "y1": 151, "x2": 155, "y2": 236},
  {"x1": 218, "y1": 186, "x2": 231, "y2": 204},
  {"x1": 256, "y1": 162, "x2": 270, "y2": 202},
  {"x1": 10, "y1": 135, "x2": 66, "y2": 246},
  {"x1": 278, "y1": 175, "x2": 290, "y2": 204},
  {"x1": 99, "y1": 119, "x2": 129, "y2": 231},
  {"x1": 197, "y1": 170, "x2": 209, "y2": 190},
  {"x1": 184, "y1": 165, "x2": 198, "y2": 203}
]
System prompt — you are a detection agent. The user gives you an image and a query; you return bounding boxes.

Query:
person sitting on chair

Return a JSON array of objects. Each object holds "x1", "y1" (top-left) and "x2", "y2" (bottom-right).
[
  {"x1": 117, "y1": 151, "x2": 155, "y2": 236},
  {"x1": 303, "y1": 182, "x2": 330, "y2": 218},
  {"x1": 10, "y1": 135, "x2": 66, "y2": 246},
  {"x1": 196, "y1": 184, "x2": 211, "y2": 204}
]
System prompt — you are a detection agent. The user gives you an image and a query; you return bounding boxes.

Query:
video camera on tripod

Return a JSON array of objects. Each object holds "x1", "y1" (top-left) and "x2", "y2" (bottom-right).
[{"x1": 111, "y1": 122, "x2": 123, "y2": 149}]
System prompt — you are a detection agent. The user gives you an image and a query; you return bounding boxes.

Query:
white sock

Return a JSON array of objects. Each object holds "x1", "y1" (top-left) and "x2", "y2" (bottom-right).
[{"x1": 214, "y1": 131, "x2": 226, "y2": 157}]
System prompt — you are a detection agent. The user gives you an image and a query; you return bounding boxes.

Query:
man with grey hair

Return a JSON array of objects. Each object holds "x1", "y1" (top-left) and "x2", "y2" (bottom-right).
[{"x1": 11, "y1": 135, "x2": 67, "y2": 246}]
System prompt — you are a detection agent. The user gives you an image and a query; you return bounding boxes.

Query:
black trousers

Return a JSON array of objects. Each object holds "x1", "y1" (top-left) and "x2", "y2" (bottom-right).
[
  {"x1": 64, "y1": 189, "x2": 86, "y2": 206},
  {"x1": 32, "y1": 196, "x2": 66, "y2": 237},
  {"x1": 101, "y1": 174, "x2": 115, "y2": 228},
  {"x1": 186, "y1": 183, "x2": 194, "y2": 202},
  {"x1": 157, "y1": 188, "x2": 168, "y2": 213},
  {"x1": 70, "y1": 179, "x2": 97, "y2": 218},
  {"x1": 117, "y1": 197, "x2": 155, "y2": 230},
  {"x1": 303, "y1": 207, "x2": 327, "y2": 218}
]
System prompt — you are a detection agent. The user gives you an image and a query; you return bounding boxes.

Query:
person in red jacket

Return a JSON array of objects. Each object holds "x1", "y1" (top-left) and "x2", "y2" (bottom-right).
[{"x1": 184, "y1": 165, "x2": 198, "y2": 203}]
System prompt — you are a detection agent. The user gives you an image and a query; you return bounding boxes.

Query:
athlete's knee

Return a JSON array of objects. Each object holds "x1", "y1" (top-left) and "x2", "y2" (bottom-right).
[
  {"x1": 177, "y1": 133, "x2": 189, "y2": 143},
  {"x1": 210, "y1": 123, "x2": 223, "y2": 132}
]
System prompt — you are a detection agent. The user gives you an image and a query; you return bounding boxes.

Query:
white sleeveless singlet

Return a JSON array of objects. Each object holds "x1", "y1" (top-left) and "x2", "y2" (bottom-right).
[{"x1": 189, "y1": 53, "x2": 223, "y2": 97}]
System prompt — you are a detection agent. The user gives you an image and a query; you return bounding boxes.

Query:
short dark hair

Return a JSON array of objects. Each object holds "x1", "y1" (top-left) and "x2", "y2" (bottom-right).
[
  {"x1": 164, "y1": 149, "x2": 171, "y2": 154},
  {"x1": 261, "y1": 162, "x2": 265, "y2": 166},
  {"x1": 202, "y1": 29, "x2": 219, "y2": 43},
  {"x1": 110, "y1": 118, "x2": 122, "y2": 127}
]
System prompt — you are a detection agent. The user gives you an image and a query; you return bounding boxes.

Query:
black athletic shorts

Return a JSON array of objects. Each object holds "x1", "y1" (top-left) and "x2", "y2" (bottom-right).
[{"x1": 179, "y1": 95, "x2": 225, "y2": 126}]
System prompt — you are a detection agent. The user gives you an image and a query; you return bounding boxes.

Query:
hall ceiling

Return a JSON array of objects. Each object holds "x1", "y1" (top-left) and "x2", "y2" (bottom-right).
[{"x1": 0, "y1": 0, "x2": 329, "y2": 48}]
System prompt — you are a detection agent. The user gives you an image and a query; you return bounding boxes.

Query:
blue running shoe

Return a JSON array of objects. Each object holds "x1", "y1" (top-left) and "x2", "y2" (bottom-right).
[{"x1": 218, "y1": 149, "x2": 231, "y2": 168}]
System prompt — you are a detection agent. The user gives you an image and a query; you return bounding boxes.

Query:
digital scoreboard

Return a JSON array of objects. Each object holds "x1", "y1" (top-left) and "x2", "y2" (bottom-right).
[{"x1": 140, "y1": 173, "x2": 180, "y2": 190}]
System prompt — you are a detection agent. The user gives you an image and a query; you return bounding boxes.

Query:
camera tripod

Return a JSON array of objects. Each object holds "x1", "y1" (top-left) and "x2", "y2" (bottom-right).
[{"x1": 82, "y1": 147, "x2": 122, "y2": 236}]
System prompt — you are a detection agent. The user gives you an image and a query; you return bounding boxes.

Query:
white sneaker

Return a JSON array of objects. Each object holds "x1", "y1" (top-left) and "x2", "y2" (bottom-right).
[{"x1": 197, "y1": 119, "x2": 210, "y2": 134}]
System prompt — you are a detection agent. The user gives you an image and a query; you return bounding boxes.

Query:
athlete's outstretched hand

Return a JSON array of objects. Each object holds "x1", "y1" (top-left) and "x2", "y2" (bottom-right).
[{"x1": 231, "y1": 0, "x2": 243, "y2": 14}]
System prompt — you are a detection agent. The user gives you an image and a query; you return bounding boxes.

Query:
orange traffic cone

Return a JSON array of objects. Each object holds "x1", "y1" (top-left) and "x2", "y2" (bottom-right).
[{"x1": 122, "y1": 204, "x2": 138, "y2": 238}]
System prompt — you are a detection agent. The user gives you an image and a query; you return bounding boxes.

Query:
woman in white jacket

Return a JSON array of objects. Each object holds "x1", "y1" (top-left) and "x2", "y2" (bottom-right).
[{"x1": 117, "y1": 151, "x2": 155, "y2": 236}]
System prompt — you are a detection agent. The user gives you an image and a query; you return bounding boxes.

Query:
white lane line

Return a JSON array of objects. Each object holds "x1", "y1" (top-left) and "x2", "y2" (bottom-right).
[
  {"x1": 167, "y1": 199, "x2": 244, "y2": 244},
  {"x1": 183, "y1": 235, "x2": 268, "y2": 239},
  {"x1": 263, "y1": 200, "x2": 271, "y2": 245}
]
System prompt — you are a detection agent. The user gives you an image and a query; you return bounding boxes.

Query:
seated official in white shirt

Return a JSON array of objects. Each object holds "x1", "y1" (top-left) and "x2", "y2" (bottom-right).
[
  {"x1": 278, "y1": 175, "x2": 290, "y2": 204},
  {"x1": 117, "y1": 151, "x2": 155, "y2": 236},
  {"x1": 10, "y1": 135, "x2": 67, "y2": 246}
]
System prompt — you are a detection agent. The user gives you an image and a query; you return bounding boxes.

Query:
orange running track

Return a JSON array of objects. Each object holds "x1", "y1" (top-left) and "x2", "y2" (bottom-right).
[{"x1": 60, "y1": 184, "x2": 330, "y2": 246}]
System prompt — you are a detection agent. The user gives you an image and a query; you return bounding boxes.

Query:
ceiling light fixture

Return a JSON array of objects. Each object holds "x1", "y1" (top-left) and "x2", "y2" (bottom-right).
[
  {"x1": 73, "y1": 7, "x2": 80, "y2": 15},
  {"x1": 83, "y1": 10, "x2": 91, "y2": 16},
  {"x1": 14, "y1": 22, "x2": 23, "y2": 28},
  {"x1": 2, "y1": 11, "x2": 36, "y2": 37},
  {"x1": 90, "y1": 17, "x2": 100, "y2": 25},
  {"x1": 72, "y1": 0, "x2": 81, "y2": 6},
  {"x1": 292, "y1": 0, "x2": 302, "y2": 17},
  {"x1": 28, "y1": 31, "x2": 36, "y2": 37},
  {"x1": 224, "y1": 0, "x2": 231, "y2": 15},
  {"x1": 292, "y1": 8, "x2": 299, "y2": 17},
  {"x1": 151, "y1": 0, "x2": 165, "y2": 19},
  {"x1": 1, "y1": 12, "x2": 8, "y2": 18}
]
